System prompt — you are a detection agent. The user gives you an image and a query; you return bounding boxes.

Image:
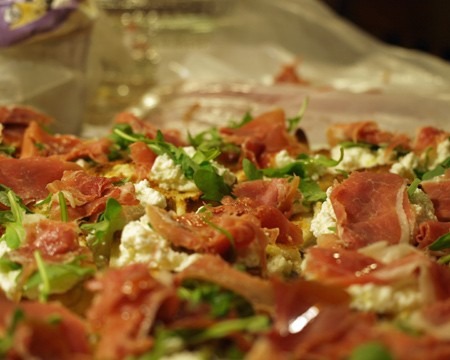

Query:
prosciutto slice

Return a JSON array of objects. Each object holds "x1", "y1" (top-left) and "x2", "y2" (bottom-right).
[
  {"x1": 422, "y1": 172, "x2": 450, "y2": 221},
  {"x1": 0, "y1": 157, "x2": 81, "y2": 204},
  {"x1": 0, "y1": 295, "x2": 91, "y2": 359},
  {"x1": 416, "y1": 220, "x2": 450, "y2": 248},
  {"x1": 220, "y1": 109, "x2": 308, "y2": 167},
  {"x1": 330, "y1": 171, "x2": 415, "y2": 249},
  {"x1": 326, "y1": 120, "x2": 411, "y2": 150},
  {"x1": 47, "y1": 170, "x2": 138, "y2": 220},
  {"x1": 413, "y1": 126, "x2": 449, "y2": 153}
]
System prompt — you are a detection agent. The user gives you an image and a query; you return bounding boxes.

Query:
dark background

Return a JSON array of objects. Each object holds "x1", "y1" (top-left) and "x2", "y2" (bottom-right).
[{"x1": 319, "y1": 0, "x2": 450, "y2": 61}]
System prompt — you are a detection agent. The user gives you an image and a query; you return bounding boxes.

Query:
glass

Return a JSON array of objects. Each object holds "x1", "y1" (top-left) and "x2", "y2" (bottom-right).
[{"x1": 85, "y1": 0, "x2": 237, "y2": 126}]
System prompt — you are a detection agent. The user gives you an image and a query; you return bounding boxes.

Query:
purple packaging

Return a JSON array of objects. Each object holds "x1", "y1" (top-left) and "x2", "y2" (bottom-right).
[{"x1": 0, "y1": 0, "x2": 90, "y2": 47}]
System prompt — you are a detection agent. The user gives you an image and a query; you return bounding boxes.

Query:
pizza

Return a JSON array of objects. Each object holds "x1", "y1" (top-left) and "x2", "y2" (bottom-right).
[{"x1": 1, "y1": 103, "x2": 450, "y2": 359}]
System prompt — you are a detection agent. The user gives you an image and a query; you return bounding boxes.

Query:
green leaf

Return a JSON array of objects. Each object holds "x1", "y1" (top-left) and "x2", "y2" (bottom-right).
[
  {"x1": 193, "y1": 168, "x2": 232, "y2": 202},
  {"x1": 0, "y1": 190, "x2": 27, "y2": 249},
  {"x1": 25, "y1": 253, "x2": 94, "y2": 301},
  {"x1": 429, "y1": 232, "x2": 450, "y2": 251},
  {"x1": 299, "y1": 179, "x2": 327, "y2": 204},
  {"x1": 187, "y1": 315, "x2": 270, "y2": 344},
  {"x1": 408, "y1": 178, "x2": 421, "y2": 198},
  {"x1": 242, "y1": 158, "x2": 263, "y2": 180},
  {"x1": 81, "y1": 198, "x2": 126, "y2": 268},
  {"x1": 58, "y1": 192, "x2": 68, "y2": 222},
  {"x1": 228, "y1": 112, "x2": 253, "y2": 129},
  {"x1": 348, "y1": 342, "x2": 393, "y2": 360},
  {"x1": 0, "y1": 144, "x2": 16, "y2": 156},
  {"x1": 0, "y1": 308, "x2": 25, "y2": 356},
  {"x1": 287, "y1": 97, "x2": 309, "y2": 133}
]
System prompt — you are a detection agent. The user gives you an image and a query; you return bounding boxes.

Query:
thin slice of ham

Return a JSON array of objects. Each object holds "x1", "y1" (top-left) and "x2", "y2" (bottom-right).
[
  {"x1": 413, "y1": 126, "x2": 449, "y2": 153},
  {"x1": 232, "y1": 177, "x2": 301, "y2": 217},
  {"x1": 177, "y1": 254, "x2": 275, "y2": 314},
  {"x1": 416, "y1": 220, "x2": 450, "y2": 248},
  {"x1": 220, "y1": 109, "x2": 308, "y2": 168},
  {"x1": 87, "y1": 263, "x2": 178, "y2": 359},
  {"x1": 0, "y1": 157, "x2": 81, "y2": 204},
  {"x1": 422, "y1": 172, "x2": 450, "y2": 221},
  {"x1": 331, "y1": 171, "x2": 415, "y2": 249},
  {"x1": 0, "y1": 295, "x2": 91, "y2": 359},
  {"x1": 47, "y1": 170, "x2": 138, "y2": 221},
  {"x1": 129, "y1": 141, "x2": 157, "y2": 181}
]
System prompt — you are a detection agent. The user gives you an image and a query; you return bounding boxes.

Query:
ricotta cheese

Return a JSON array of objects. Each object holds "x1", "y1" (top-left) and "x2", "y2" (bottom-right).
[
  {"x1": 112, "y1": 215, "x2": 200, "y2": 271},
  {"x1": 409, "y1": 188, "x2": 437, "y2": 224},
  {"x1": 0, "y1": 242, "x2": 20, "y2": 299},
  {"x1": 331, "y1": 146, "x2": 390, "y2": 172},
  {"x1": 347, "y1": 283, "x2": 423, "y2": 313},
  {"x1": 310, "y1": 187, "x2": 336, "y2": 238},
  {"x1": 135, "y1": 180, "x2": 167, "y2": 208},
  {"x1": 389, "y1": 152, "x2": 419, "y2": 178}
]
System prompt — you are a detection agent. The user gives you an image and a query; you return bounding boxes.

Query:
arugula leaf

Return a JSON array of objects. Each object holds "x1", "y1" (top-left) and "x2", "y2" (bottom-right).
[
  {"x1": 348, "y1": 341, "x2": 393, "y2": 360},
  {"x1": 0, "y1": 190, "x2": 27, "y2": 249},
  {"x1": 242, "y1": 158, "x2": 263, "y2": 180},
  {"x1": 428, "y1": 232, "x2": 450, "y2": 251},
  {"x1": 0, "y1": 308, "x2": 25, "y2": 356},
  {"x1": 25, "y1": 253, "x2": 94, "y2": 301},
  {"x1": 58, "y1": 192, "x2": 68, "y2": 222},
  {"x1": 81, "y1": 198, "x2": 126, "y2": 268},
  {"x1": 287, "y1": 96, "x2": 309, "y2": 133},
  {"x1": 299, "y1": 179, "x2": 327, "y2": 203},
  {"x1": 0, "y1": 144, "x2": 16, "y2": 156},
  {"x1": 228, "y1": 112, "x2": 253, "y2": 129},
  {"x1": 407, "y1": 178, "x2": 422, "y2": 198},
  {"x1": 194, "y1": 168, "x2": 232, "y2": 202},
  {"x1": 178, "y1": 279, "x2": 253, "y2": 318}
]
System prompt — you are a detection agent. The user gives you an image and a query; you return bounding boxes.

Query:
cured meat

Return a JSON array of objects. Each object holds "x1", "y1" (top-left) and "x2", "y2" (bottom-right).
[
  {"x1": 129, "y1": 141, "x2": 157, "y2": 181},
  {"x1": 47, "y1": 170, "x2": 138, "y2": 220},
  {"x1": 233, "y1": 177, "x2": 301, "y2": 217},
  {"x1": 0, "y1": 157, "x2": 81, "y2": 204},
  {"x1": 330, "y1": 171, "x2": 415, "y2": 249},
  {"x1": 416, "y1": 220, "x2": 450, "y2": 248},
  {"x1": 220, "y1": 109, "x2": 308, "y2": 167},
  {"x1": 422, "y1": 173, "x2": 450, "y2": 221},
  {"x1": 177, "y1": 254, "x2": 275, "y2": 314},
  {"x1": 87, "y1": 264, "x2": 178, "y2": 359},
  {"x1": 0, "y1": 295, "x2": 91, "y2": 359},
  {"x1": 413, "y1": 126, "x2": 449, "y2": 153},
  {"x1": 326, "y1": 121, "x2": 411, "y2": 150}
]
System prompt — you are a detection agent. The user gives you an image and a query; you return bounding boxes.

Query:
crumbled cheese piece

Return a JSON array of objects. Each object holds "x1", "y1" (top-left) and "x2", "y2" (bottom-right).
[
  {"x1": 409, "y1": 188, "x2": 436, "y2": 224},
  {"x1": 430, "y1": 138, "x2": 450, "y2": 168},
  {"x1": 273, "y1": 149, "x2": 296, "y2": 168},
  {"x1": 112, "y1": 215, "x2": 200, "y2": 271},
  {"x1": 0, "y1": 242, "x2": 20, "y2": 299},
  {"x1": 266, "y1": 244, "x2": 302, "y2": 277},
  {"x1": 150, "y1": 152, "x2": 198, "y2": 192},
  {"x1": 331, "y1": 146, "x2": 389, "y2": 172},
  {"x1": 135, "y1": 180, "x2": 167, "y2": 208},
  {"x1": 347, "y1": 283, "x2": 423, "y2": 313},
  {"x1": 212, "y1": 160, "x2": 237, "y2": 186},
  {"x1": 310, "y1": 187, "x2": 336, "y2": 238},
  {"x1": 390, "y1": 152, "x2": 419, "y2": 178}
]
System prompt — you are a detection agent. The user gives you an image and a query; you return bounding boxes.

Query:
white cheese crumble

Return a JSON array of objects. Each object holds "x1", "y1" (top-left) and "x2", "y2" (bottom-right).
[
  {"x1": 409, "y1": 188, "x2": 436, "y2": 224},
  {"x1": 0, "y1": 241, "x2": 20, "y2": 299},
  {"x1": 134, "y1": 180, "x2": 167, "y2": 208},
  {"x1": 149, "y1": 152, "x2": 198, "y2": 192},
  {"x1": 273, "y1": 150, "x2": 296, "y2": 168},
  {"x1": 389, "y1": 152, "x2": 419, "y2": 178},
  {"x1": 111, "y1": 215, "x2": 200, "y2": 271},
  {"x1": 310, "y1": 187, "x2": 336, "y2": 238},
  {"x1": 347, "y1": 283, "x2": 423, "y2": 313},
  {"x1": 149, "y1": 146, "x2": 235, "y2": 192},
  {"x1": 431, "y1": 138, "x2": 450, "y2": 168},
  {"x1": 331, "y1": 146, "x2": 390, "y2": 172}
]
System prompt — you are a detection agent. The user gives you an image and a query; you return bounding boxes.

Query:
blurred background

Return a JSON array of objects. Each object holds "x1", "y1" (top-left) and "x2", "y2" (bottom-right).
[{"x1": 320, "y1": 0, "x2": 450, "y2": 61}]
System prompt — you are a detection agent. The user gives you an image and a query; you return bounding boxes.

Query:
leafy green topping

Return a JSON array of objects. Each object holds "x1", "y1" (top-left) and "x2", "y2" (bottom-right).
[
  {"x1": 178, "y1": 279, "x2": 252, "y2": 318},
  {"x1": 428, "y1": 232, "x2": 450, "y2": 251},
  {"x1": 0, "y1": 308, "x2": 25, "y2": 356},
  {"x1": 25, "y1": 253, "x2": 94, "y2": 301},
  {"x1": 227, "y1": 112, "x2": 253, "y2": 129},
  {"x1": 287, "y1": 96, "x2": 309, "y2": 133},
  {"x1": 407, "y1": 178, "x2": 422, "y2": 198},
  {"x1": 348, "y1": 341, "x2": 393, "y2": 360},
  {"x1": 0, "y1": 144, "x2": 16, "y2": 156},
  {"x1": 81, "y1": 198, "x2": 126, "y2": 268},
  {"x1": 113, "y1": 125, "x2": 232, "y2": 201},
  {"x1": 299, "y1": 178, "x2": 327, "y2": 203},
  {"x1": 58, "y1": 192, "x2": 68, "y2": 222},
  {"x1": 0, "y1": 190, "x2": 28, "y2": 249}
]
